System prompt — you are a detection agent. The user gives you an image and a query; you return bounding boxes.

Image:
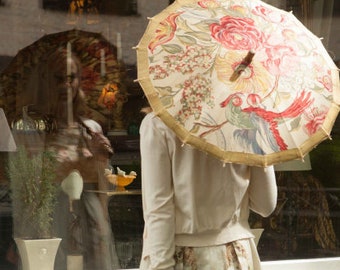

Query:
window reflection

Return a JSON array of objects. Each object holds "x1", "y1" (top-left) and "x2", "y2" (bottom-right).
[
  {"x1": 42, "y1": 0, "x2": 138, "y2": 16},
  {"x1": 0, "y1": 1, "x2": 339, "y2": 269}
]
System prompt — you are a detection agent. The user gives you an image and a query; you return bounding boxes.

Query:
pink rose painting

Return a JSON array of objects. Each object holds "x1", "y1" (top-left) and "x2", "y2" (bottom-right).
[{"x1": 210, "y1": 16, "x2": 265, "y2": 51}]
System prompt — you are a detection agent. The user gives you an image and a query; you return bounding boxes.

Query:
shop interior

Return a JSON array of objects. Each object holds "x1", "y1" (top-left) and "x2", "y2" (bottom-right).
[{"x1": 0, "y1": 0, "x2": 340, "y2": 269}]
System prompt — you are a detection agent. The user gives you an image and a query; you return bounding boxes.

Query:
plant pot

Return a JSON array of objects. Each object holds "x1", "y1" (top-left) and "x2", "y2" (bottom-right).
[{"x1": 15, "y1": 238, "x2": 62, "y2": 270}]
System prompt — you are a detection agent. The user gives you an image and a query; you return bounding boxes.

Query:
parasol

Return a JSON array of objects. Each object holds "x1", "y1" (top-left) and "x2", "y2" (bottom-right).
[
  {"x1": 0, "y1": 29, "x2": 122, "y2": 129},
  {"x1": 136, "y1": 0, "x2": 340, "y2": 167}
]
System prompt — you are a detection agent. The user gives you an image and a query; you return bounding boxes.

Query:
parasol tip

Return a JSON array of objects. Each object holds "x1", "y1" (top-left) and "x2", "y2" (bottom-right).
[
  {"x1": 320, "y1": 126, "x2": 332, "y2": 140},
  {"x1": 230, "y1": 50, "x2": 255, "y2": 82}
]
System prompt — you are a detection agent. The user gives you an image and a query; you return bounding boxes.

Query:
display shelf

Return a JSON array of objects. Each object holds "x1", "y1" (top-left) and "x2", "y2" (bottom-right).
[{"x1": 85, "y1": 189, "x2": 141, "y2": 196}]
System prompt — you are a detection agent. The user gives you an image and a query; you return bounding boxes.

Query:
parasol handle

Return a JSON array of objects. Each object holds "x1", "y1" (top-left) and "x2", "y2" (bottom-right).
[{"x1": 230, "y1": 50, "x2": 255, "y2": 82}]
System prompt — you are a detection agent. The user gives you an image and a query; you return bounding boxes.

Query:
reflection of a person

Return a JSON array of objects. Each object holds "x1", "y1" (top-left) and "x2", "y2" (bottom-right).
[
  {"x1": 39, "y1": 49, "x2": 111, "y2": 182},
  {"x1": 35, "y1": 49, "x2": 119, "y2": 270},
  {"x1": 41, "y1": 46, "x2": 81, "y2": 128}
]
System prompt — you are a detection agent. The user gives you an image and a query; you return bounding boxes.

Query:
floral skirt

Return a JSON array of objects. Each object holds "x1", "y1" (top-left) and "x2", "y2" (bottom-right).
[{"x1": 141, "y1": 239, "x2": 261, "y2": 270}]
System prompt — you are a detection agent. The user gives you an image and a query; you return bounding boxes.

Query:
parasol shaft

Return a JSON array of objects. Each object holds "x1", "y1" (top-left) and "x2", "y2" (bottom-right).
[
  {"x1": 67, "y1": 86, "x2": 73, "y2": 127},
  {"x1": 100, "y1": 49, "x2": 106, "y2": 77},
  {"x1": 117, "y1": 32, "x2": 122, "y2": 61},
  {"x1": 67, "y1": 42, "x2": 72, "y2": 76},
  {"x1": 230, "y1": 50, "x2": 255, "y2": 82},
  {"x1": 67, "y1": 42, "x2": 74, "y2": 126}
]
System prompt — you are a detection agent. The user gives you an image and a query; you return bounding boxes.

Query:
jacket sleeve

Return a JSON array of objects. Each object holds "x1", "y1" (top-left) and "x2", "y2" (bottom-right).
[
  {"x1": 140, "y1": 114, "x2": 175, "y2": 270},
  {"x1": 248, "y1": 166, "x2": 278, "y2": 217}
]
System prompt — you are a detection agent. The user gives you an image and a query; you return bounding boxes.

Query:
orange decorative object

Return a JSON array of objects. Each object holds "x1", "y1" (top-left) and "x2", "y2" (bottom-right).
[
  {"x1": 97, "y1": 83, "x2": 119, "y2": 110},
  {"x1": 106, "y1": 174, "x2": 136, "y2": 191},
  {"x1": 116, "y1": 175, "x2": 136, "y2": 189}
]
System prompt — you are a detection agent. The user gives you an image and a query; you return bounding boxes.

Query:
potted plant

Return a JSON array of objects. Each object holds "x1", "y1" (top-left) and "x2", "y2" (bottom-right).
[{"x1": 7, "y1": 146, "x2": 61, "y2": 270}]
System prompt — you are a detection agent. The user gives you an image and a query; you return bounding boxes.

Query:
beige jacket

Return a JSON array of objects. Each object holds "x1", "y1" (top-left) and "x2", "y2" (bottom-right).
[{"x1": 140, "y1": 113, "x2": 277, "y2": 269}]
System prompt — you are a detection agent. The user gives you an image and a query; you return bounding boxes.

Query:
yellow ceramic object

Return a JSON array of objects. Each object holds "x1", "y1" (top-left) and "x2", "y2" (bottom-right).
[{"x1": 106, "y1": 174, "x2": 136, "y2": 191}]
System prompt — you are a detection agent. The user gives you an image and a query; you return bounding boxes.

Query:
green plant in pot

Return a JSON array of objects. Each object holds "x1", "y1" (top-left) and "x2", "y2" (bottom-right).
[{"x1": 7, "y1": 146, "x2": 61, "y2": 270}]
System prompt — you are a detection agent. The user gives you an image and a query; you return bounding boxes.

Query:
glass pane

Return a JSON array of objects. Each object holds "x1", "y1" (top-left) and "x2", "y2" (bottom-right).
[{"x1": 0, "y1": 1, "x2": 340, "y2": 269}]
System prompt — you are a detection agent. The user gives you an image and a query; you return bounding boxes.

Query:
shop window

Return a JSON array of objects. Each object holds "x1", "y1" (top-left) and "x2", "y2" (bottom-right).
[
  {"x1": 42, "y1": 0, "x2": 69, "y2": 11},
  {"x1": 0, "y1": 0, "x2": 340, "y2": 269},
  {"x1": 100, "y1": 0, "x2": 138, "y2": 16},
  {"x1": 42, "y1": 0, "x2": 138, "y2": 16}
]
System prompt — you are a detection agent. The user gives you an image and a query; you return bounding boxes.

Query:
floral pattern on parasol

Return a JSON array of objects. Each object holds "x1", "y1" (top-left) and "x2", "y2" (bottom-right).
[{"x1": 137, "y1": 0, "x2": 340, "y2": 166}]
